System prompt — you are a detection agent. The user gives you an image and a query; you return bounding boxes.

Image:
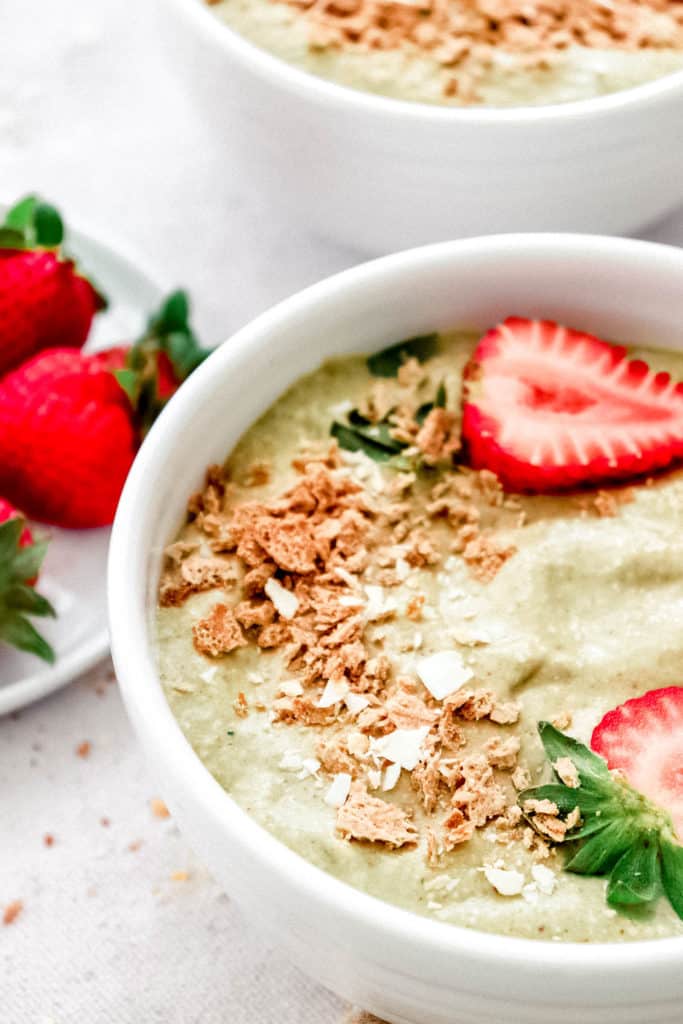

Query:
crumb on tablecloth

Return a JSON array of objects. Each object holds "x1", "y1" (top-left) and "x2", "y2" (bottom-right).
[
  {"x1": 150, "y1": 798, "x2": 170, "y2": 819},
  {"x1": 3, "y1": 900, "x2": 23, "y2": 926}
]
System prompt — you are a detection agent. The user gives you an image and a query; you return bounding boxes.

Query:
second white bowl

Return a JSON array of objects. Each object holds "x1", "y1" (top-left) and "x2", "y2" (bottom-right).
[{"x1": 161, "y1": 0, "x2": 683, "y2": 251}]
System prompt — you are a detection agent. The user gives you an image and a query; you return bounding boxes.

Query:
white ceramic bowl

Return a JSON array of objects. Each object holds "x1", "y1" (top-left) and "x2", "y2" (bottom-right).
[
  {"x1": 160, "y1": 0, "x2": 683, "y2": 252},
  {"x1": 110, "y1": 234, "x2": 683, "y2": 1024}
]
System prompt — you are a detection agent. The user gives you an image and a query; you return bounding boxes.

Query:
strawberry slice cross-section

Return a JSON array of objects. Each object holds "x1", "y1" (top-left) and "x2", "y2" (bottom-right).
[
  {"x1": 462, "y1": 317, "x2": 683, "y2": 491},
  {"x1": 592, "y1": 686, "x2": 683, "y2": 839}
]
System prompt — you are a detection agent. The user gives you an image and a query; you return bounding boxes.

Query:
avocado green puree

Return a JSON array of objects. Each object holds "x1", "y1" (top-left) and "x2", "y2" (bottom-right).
[
  {"x1": 208, "y1": 0, "x2": 683, "y2": 107},
  {"x1": 157, "y1": 330, "x2": 683, "y2": 941}
]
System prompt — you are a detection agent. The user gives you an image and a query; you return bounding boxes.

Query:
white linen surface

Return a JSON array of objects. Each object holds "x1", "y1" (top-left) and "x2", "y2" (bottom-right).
[{"x1": 1, "y1": 0, "x2": 681, "y2": 1020}]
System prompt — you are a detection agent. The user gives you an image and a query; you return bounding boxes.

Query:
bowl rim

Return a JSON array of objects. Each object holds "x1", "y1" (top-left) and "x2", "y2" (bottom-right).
[
  {"x1": 110, "y1": 233, "x2": 683, "y2": 988},
  {"x1": 167, "y1": 0, "x2": 683, "y2": 125}
]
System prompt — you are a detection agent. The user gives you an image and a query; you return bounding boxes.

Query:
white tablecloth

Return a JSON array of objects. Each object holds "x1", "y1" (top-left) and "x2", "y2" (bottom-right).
[{"x1": 1, "y1": 1, "x2": 682, "y2": 1020}]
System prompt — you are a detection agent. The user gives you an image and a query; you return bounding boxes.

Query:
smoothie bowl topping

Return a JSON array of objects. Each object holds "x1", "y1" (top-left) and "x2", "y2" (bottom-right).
[
  {"x1": 206, "y1": 0, "x2": 683, "y2": 106},
  {"x1": 156, "y1": 317, "x2": 683, "y2": 942}
]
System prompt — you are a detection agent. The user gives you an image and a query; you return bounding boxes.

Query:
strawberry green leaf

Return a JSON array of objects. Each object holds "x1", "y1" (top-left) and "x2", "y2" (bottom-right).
[
  {"x1": 2, "y1": 194, "x2": 63, "y2": 249},
  {"x1": 606, "y1": 832, "x2": 661, "y2": 907},
  {"x1": 661, "y1": 839, "x2": 683, "y2": 919},
  {"x1": 9, "y1": 539, "x2": 49, "y2": 584},
  {"x1": 114, "y1": 290, "x2": 208, "y2": 437},
  {"x1": 33, "y1": 202, "x2": 64, "y2": 246},
  {"x1": 0, "y1": 517, "x2": 55, "y2": 663},
  {"x1": 367, "y1": 334, "x2": 438, "y2": 377},
  {"x1": 0, "y1": 517, "x2": 24, "y2": 565},
  {"x1": 331, "y1": 421, "x2": 402, "y2": 463},
  {"x1": 521, "y1": 721, "x2": 683, "y2": 921},
  {"x1": 565, "y1": 818, "x2": 636, "y2": 875},
  {"x1": 0, "y1": 227, "x2": 27, "y2": 249},
  {"x1": 113, "y1": 368, "x2": 138, "y2": 403},
  {"x1": 4, "y1": 195, "x2": 38, "y2": 231},
  {"x1": 4, "y1": 583, "x2": 56, "y2": 618},
  {"x1": 0, "y1": 612, "x2": 54, "y2": 663}
]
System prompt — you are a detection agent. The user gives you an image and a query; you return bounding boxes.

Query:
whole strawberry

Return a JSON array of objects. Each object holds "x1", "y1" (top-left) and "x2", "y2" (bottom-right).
[
  {"x1": 0, "y1": 499, "x2": 55, "y2": 662},
  {"x1": 0, "y1": 195, "x2": 106, "y2": 377},
  {"x1": 0, "y1": 291, "x2": 206, "y2": 528}
]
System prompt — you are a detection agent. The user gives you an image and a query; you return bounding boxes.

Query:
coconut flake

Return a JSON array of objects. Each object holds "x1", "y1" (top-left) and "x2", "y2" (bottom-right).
[
  {"x1": 279, "y1": 751, "x2": 303, "y2": 772},
  {"x1": 298, "y1": 757, "x2": 321, "y2": 779},
  {"x1": 265, "y1": 577, "x2": 299, "y2": 620},
  {"x1": 531, "y1": 864, "x2": 557, "y2": 896},
  {"x1": 483, "y1": 865, "x2": 525, "y2": 897},
  {"x1": 345, "y1": 692, "x2": 370, "y2": 716},
  {"x1": 416, "y1": 650, "x2": 473, "y2": 701},
  {"x1": 370, "y1": 725, "x2": 430, "y2": 770},
  {"x1": 317, "y1": 677, "x2": 349, "y2": 708},
  {"x1": 279, "y1": 679, "x2": 304, "y2": 698},
  {"x1": 382, "y1": 763, "x2": 402, "y2": 791},
  {"x1": 324, "y1": 772, "x2": 352, "y2": 807},
  {"x1": 395, "y1": 557, "x2": 411, "y2": 581},
  {"x1": 367, "y1": 769, "x2": 382, "y2": 790},
  {"x1": 364, "y1": 584, "x2": 396, "y2": 622}
]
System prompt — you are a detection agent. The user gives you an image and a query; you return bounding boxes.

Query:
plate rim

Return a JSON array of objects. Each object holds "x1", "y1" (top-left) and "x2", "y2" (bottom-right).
[{"x1": 0, "y1": 206, "x2": 166, "y2": 715}]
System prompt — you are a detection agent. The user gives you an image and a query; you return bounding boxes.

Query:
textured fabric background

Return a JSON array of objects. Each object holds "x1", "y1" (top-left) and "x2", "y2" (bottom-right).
[{"x1": 1, "y1": 0, "x2": 682, "y2": 1020}]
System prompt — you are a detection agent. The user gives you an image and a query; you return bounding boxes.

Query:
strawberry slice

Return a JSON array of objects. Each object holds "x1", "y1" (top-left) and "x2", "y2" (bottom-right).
[
  {"x1": 591, "y1": 687, "x2": 683, "y2": 838},
  {"x1": 462, "y1": 317, "x2": 683, "y2": 491}
]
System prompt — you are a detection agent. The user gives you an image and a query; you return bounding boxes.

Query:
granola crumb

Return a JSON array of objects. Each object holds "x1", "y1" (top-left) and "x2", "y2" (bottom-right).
[
  {"x1": 554, "y1": 756, "x2": 580, "y2": 788},
  {"x1": 337, "y1": 782, "x2": 418, "y2": 848},
  {"x1": 43, "y1": 833, "x2": 55, "y2": 847},
  {"x1": 75, "y1": 740, "x2": 91, "y2": 759},
  {"x1": 405, "y1": 593, "x2": 425, "y2": 621},
  {"x1": 233, "y1": 691, "x2": 249, "y2": 718},
  {"x1": 170, "y1": 870, "x2": 189, "y2": 882},
  {"x1": 192, "y1": 603, "x2": 247, "y2": 658},
  {"x1": 552, "y1": 710, "x2": 573, "y2": 730},
  {"x1": 244, "y1": 460, "x2": 271, "y2": 487},
  {"x1": 151, "y1": 798, "x2": 170, "y2": 820},
  {"x1": 3, "y1": 900, "x2": 23, "y2": 926}
]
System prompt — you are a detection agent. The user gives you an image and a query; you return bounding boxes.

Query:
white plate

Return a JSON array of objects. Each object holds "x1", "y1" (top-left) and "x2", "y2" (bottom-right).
[{"x1": 0, "y1": 220, "x2": 164, "y2": 715}]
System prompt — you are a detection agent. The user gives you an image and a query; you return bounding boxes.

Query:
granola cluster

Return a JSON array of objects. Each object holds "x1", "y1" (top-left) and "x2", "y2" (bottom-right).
[
  {"x1": 269, "y1": 0, "x2": 683, "y2": 102},
  {"x1": 160, "y1": 439, "x2": 542, "y2": 858}
]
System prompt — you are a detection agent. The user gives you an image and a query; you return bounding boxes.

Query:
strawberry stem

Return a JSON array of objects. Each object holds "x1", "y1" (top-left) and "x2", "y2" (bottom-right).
[
  {"x1": 113, "y1": 290, "x2": 208, "y2": 437},
  {"x1": 520, "y1": 723, "x2": 683, "y2": 920},
  {"x1": 0, "y1": 193, "x2": 108, "y2": 310}
]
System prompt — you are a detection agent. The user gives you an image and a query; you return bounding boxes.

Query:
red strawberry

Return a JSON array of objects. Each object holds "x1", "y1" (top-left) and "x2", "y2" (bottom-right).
[
  {"x1": 0, "y1": 291, "x2": 206, "y2": 529},
  {"x1": 0, "y1": 499, "x2": 55, "y2": 662},
  {"x1": 462, "y1": 317, "x2": 683, "y2": 492},
  {"x1": 592, "y1": 687, "x2": 683, "y2": 837},
  {"x1": 0, "y1": 195, "x2": 106, "y2": 376}
]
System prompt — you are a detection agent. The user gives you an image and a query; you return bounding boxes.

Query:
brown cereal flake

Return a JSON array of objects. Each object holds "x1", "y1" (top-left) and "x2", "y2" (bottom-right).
[
  {"x1": 192, "y1": 604, "x2": 247, "y2": 658},
  {"x1": 415, "y1": 408, "x2": 461, "y2": 466},
  {"x1": 484, "y1": 735, "x2": 520, "y2": 770},
  {"x1": 336, "y1": 783, "x2": 418, "y2": 848},
  {"x1": 244, "y1": 460, "x2": 271, "y2": 487},
  {"x1": 405, "y1": 593, "x2": 425, "y2": 621},
  {"x1": 233, "y1": 692, "x2": 249, "y2": 718},
  {"x1": 455, "y1": 525, "x2": 517, "y2": 582},
  {"x1": 234, "y1": 599, "x2": 275, "y2": 629},
  {"x1": 386, "y1": 681, "x2": 438, "y2": 731},
  {"x1": 554, "y1": 756, "x2": 580, "y2": 788}
]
